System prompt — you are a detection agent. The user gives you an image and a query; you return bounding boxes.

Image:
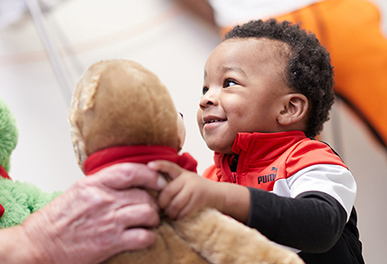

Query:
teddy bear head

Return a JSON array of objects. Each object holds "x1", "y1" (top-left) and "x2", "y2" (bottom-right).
[{"x1": 68, "y1": 59, "x2": 183, "y2": 171}]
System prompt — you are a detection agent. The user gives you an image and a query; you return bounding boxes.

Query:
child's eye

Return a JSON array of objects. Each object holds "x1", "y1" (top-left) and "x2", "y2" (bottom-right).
[
  {"x1": 202, "y1": 86, "x2": 209, "y2": 95},
  {"x1": 224, "y1": 78, "x2": 238, "y2": 87}
]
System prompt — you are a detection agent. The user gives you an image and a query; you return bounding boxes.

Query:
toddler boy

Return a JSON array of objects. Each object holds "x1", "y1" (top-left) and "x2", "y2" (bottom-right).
[{"x1": 150, "y1": 19, "x2": 364, "y2": 264}]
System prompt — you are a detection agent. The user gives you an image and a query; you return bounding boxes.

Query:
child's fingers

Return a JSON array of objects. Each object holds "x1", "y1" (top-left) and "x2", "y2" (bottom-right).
[
  {"x1": 176, "y1": 198, "x2": 199, "y2": 220},
  {"x1": 158, "y1": 178, "x2": 183, "y2": 210},
  {"x1": 164, "y1": 189, "x2": 191, "y2": 220},
  {"x1": 147, "y1": 160, "x2": 184, "y2": 180}
]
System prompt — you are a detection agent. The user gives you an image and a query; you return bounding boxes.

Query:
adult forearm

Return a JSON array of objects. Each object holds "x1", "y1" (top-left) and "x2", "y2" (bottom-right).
[
  {"x1": 0, "y1": 225, "x2": 43, "y2": 264},
  {"x1": 0, "y1": 163, "x2": 163, "y2": 264}
]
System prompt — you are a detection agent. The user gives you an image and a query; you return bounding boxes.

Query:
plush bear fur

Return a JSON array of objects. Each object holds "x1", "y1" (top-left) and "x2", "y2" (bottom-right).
[{"x1": 69, "y1": 59, "x2": 304, "y2": 264}]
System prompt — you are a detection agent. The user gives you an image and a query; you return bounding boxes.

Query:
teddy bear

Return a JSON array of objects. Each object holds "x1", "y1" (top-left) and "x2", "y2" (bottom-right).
[
  {"x1": 0, "y1": 97, "x2": 60, "y2": 229},
  {"x1": 68, "y1": 59, "x2": 305, "y2": 264}
]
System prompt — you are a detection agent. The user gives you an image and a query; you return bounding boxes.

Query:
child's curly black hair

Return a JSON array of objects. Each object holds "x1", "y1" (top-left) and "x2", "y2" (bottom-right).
[{"x1": 224, "y1": 19, "x2": 334, "y2": 138}]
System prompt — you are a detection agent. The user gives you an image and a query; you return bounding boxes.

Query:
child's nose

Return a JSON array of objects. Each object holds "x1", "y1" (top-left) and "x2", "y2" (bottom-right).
[{"x1": 199, "y1": 88, "x2": 218, "y2": 109}]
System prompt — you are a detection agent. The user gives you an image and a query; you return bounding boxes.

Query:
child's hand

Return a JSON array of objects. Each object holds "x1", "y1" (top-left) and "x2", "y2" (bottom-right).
[{"x1": 147, "y1": 160, "x2": 223, "y2": 220}]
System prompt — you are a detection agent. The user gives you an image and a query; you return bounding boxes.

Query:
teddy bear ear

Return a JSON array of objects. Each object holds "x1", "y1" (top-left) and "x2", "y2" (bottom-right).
[{"x1": 0, "y1": 97, "x2": 19, "y2": 173}]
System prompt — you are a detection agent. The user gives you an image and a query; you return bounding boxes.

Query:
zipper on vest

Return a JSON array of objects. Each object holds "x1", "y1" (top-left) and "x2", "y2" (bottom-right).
[{"x1": 231, "y1": 172, "x2": 237, "y2": 183}]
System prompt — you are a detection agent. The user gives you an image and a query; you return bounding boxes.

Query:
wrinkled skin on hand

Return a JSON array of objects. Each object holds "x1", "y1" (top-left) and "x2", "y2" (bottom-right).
[{"x1": 20, "y1": 163, "x2": 165, "y2": 264}]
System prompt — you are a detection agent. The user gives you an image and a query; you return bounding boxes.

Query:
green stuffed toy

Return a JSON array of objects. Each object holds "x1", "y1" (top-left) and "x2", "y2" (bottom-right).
[{"x1": 0, "y1": 97, "x2": 60, "y2": 228}]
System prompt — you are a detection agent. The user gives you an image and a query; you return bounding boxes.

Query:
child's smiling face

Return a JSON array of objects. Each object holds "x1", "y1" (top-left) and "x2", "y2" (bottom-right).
[{"x1": 197, "y1": 38, "x2": 294, "y2": 154}]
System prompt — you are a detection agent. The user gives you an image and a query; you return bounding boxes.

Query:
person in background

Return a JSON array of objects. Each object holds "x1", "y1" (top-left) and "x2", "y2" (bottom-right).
[{"x1": 178, "y1": 0, "x2": 387, "y2": 150}]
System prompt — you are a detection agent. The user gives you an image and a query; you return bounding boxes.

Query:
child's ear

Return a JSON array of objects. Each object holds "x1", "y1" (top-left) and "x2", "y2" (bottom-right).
[{"x1": 277, "y1": 93, "x2": 309, "y2": 127}]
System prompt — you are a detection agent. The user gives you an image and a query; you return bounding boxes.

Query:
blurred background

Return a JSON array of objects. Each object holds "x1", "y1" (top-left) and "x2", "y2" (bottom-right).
[{"x1": 0, "y1": 0, "x2": 386, "y2": 262}]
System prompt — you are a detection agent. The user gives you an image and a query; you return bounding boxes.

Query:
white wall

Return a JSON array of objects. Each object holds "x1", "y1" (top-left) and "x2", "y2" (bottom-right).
[
  {"x1": 0, "y1": 0, "x2": 386, "y2": 263},
  {"x1": 1, "y1": 0, "x2": 219, "y2": 190}
]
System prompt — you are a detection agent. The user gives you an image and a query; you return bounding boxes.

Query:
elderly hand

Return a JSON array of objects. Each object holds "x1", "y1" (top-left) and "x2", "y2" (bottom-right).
[{"x1": 0, "y1": 163, "x2": 166, "y2": 264}]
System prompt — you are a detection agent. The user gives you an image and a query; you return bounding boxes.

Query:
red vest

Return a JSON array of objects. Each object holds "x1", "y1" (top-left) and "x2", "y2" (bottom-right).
[{"x1": 203, "y1": 131, "x2": 346, "y2": 192}]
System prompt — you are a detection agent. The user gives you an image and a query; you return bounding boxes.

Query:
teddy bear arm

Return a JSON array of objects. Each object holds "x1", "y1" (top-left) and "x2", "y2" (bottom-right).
[{"x1": 172, "y1": 208, "x2": 305, "y2": 264}]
